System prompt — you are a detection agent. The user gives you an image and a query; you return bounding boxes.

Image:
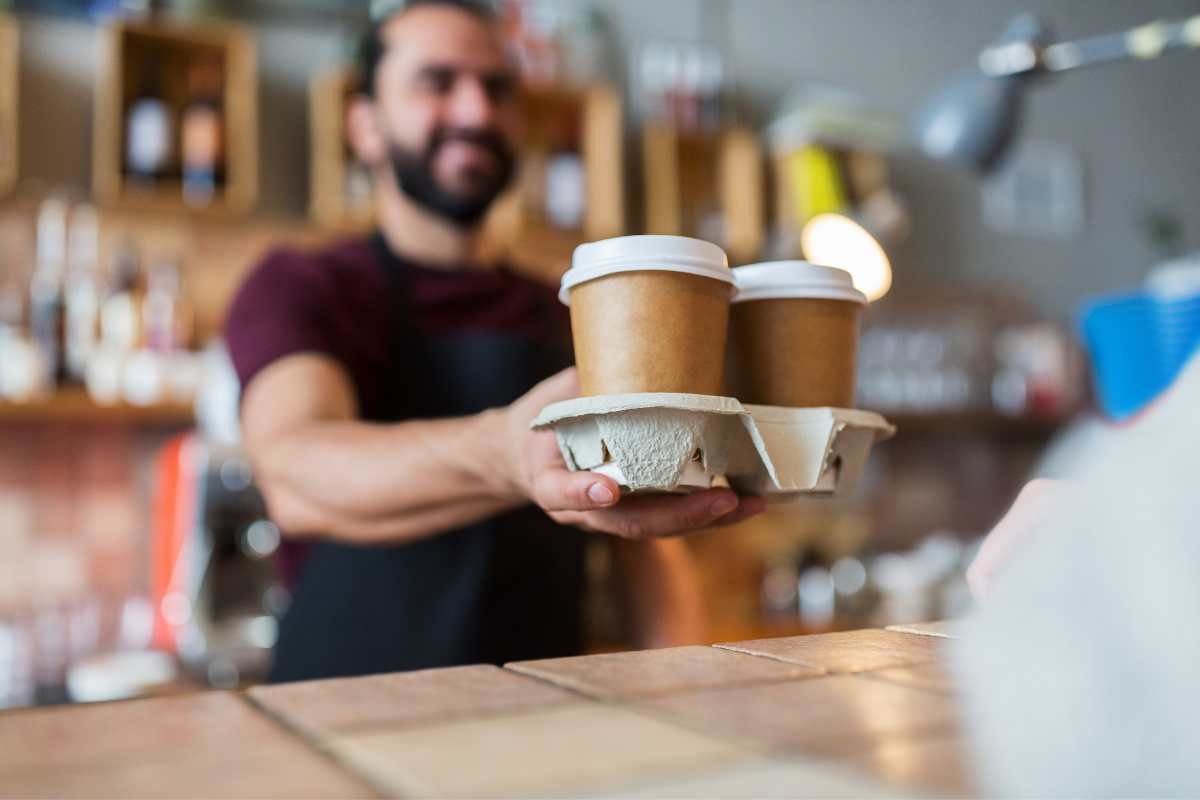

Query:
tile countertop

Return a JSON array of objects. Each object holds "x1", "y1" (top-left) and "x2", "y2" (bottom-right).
[{"x1": 0, "y1": 624, "x2": 976, "y2": 799}]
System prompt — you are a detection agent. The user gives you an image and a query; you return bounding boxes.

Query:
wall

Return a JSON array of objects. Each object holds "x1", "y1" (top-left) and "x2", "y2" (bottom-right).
[{"x1": 11, "y1": 0, "x2": 1200, "y2": 319}]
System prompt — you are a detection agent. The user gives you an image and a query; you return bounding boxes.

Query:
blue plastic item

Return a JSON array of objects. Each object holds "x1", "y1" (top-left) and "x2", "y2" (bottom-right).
[{"x1": 1079, "y1": 292, "x2": 1165, "y2": 421}]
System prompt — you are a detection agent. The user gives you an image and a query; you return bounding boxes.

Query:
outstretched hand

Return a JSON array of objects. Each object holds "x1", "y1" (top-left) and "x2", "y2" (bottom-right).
[{"x1": 500, "y1": 368, "x2": 767, "y2": 539}]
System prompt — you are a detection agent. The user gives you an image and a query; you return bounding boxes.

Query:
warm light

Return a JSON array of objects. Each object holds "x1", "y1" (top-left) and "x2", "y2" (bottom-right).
[{"x1": 800, "y1": 212, "x2": 893, "y2": 301}]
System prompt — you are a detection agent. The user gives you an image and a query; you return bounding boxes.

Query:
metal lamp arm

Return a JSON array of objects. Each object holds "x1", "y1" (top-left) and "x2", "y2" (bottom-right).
[{"x1": 981, "y1": 15, "x2": 1200, "y2": 77}]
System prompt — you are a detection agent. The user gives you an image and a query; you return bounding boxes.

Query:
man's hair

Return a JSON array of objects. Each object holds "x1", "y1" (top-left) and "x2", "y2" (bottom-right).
[{"x1": 356, "y1": 0, "x2": 498, "y2": 97}]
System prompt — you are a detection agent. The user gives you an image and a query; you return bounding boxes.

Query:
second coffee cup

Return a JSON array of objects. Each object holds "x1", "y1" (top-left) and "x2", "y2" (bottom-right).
[
  {"x1": 730, "y1": 261, "x2": 866, "y2": 407},
  {"x1": 561, "y1": 236, "x2": 735, "y2": 396}
]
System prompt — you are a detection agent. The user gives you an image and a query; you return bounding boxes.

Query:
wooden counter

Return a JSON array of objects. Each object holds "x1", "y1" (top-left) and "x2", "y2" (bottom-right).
[{"x1": 0, "y1": 623, "x2": 975, "y2": 798}]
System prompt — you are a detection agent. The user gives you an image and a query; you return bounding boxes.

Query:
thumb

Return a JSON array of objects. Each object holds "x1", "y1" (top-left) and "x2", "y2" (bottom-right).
[{"x1": 524, "y1": 366, "x2": 581, "y2": 408}]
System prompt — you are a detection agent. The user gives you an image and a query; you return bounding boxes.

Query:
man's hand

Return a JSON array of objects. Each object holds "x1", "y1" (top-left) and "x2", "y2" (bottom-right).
[
  {"x1": 494, "y1": 368, "x2": 767, "y2": 539},
  {"x1": 967, "y1": 478, "x2": 1064, "y2": 601}
]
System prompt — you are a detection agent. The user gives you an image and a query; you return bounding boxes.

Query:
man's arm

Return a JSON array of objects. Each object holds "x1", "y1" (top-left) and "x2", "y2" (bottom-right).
[
  {"x1": 242, "y1": 353, "x2": 527, "y2": 541},
  {"x1": 242, "y1": 355, "x2": 767, "y2": 544}
]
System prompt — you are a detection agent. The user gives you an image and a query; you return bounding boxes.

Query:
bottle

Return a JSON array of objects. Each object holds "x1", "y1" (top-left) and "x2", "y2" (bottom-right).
[
  {"x1": 180, "y1": 58, "x2": 225, "y2": 208},
  {"x1": 0, "y1": 231, "x2": 25, "y2": 401},
  {"x1": 142, "y1": 259, "x2": 183, "y2": 353},
  {"x1": 88, "y1": 241, "x2": 141, "y2": 405},
  {"x1": 29, "y1": 199, "x2": 68, "y2": 390},
  {"x1": 63, "y1": 205, "x2": 101, "y2": 383},
  {"x1": 543, "y1": 106, "x2": 584, "y2": 230},
  {"x1": 125, "y1": 65, "x2": 173, "y2": 185},
  {"x1": 99, "y1": 240, "x2": 142, "y2": 352},
  {"x1": 130, "y1": 256, "x2": 193, "y2": 407},
  {"x1": 638, "y1": 45, "x2": 667, "y2": 123},
  {"x1": 698, "y1": 50, "x2": 724, "y2": 132},
  {"x1": 544, "y1": 151, "x2": 584, "y2": 230},
  {"x1": 661, "y1": 45, "x2": 683, "y2": 129},
  {"x1": 678, "y1": 47, "x2": 703, "y2": 134}
]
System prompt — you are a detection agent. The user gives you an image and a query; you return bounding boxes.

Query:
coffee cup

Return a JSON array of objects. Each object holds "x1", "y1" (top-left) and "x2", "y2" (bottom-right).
[
  {"x1": 560, "y1": 236, "x2": 734, "y2": 396},
  {"x1": 730, "y1": 261, "x2": 866, "y2": 407}
]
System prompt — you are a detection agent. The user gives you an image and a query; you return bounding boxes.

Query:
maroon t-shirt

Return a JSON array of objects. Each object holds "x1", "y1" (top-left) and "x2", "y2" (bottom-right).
[
  {"x1": 225, "y1": 236, "x2": 569, "y2": 420},
  {"x1": 224, "y1": 235, "x2": 570, "y2": 585}
]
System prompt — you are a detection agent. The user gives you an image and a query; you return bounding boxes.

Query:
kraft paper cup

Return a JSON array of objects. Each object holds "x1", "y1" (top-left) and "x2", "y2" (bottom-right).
[
  {"x1": 561, "y1": 235, "x2": 734, "y2": 396},
  {"x1": 730, "y1": 261, "x2": 866, "y2": 407}
]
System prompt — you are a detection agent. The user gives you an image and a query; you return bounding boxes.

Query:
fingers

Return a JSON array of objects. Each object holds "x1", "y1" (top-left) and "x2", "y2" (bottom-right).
[
  {"x1": 532, "y1": 466, "x2": 622, "y2": 512},
  {"x1": 574, "y1": 488, "x2": 763, "y2": 540},
  {"x1": 710, "y1": 493, "x2": 768, "y2": 528},
  {"x1": 523, "y1": 367, "x2": 580, "y2": 408},
  {"x1": 526, "y1": 428, "x2": 571, "y2": 472}
]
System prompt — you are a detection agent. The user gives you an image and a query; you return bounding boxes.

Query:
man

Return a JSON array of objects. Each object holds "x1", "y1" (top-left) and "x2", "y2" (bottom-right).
[{"x1": 225, "y1": 0, "x2": 765, "y2": 683}]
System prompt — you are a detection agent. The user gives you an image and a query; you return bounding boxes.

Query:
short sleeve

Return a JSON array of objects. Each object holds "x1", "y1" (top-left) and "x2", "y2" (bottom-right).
[{"x1": 224, "y1": 249, "x2": 339, "y2": 391}]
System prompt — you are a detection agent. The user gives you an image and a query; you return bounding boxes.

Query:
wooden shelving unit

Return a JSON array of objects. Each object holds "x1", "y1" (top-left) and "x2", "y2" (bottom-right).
[
  {"x1": 643, "y1": 123, "x2": 764, "y2": 264},
  {"x1": 0, "y1": 388, "x2": 194, "y2": 426},
  {"x1": 0, "y1": 14, "x2": 17, "y2": 198},
  {"x1": 493, "y1": 83, "x2": 625, "y2": 280},
  {"x1": 93, "y1": 19, "x2": 258, "y2": 216}
]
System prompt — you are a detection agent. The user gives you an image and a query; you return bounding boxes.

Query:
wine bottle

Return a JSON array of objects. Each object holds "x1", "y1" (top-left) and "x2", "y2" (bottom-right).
[{"x1": 181, "y1": 58, "x2": 225, "y2": 207}]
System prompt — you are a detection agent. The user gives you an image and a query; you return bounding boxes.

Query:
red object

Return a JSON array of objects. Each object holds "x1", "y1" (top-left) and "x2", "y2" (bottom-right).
[{"x1": 149, "y1": 433, "x2": 201, "y2": 652}]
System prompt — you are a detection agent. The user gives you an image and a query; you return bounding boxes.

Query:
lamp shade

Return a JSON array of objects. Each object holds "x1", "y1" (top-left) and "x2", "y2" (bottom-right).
[
  {"x1": 799, "y1": 212, "x2": 893, "y2": 302},
  {"x1": 911, "y1": 70, "x2": 1024, "y2": 171}
]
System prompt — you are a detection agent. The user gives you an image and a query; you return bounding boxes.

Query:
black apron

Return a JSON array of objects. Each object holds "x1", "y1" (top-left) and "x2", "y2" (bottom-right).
[{"x1": 268, "y1": 235, "x2": 586, "y2": 683}]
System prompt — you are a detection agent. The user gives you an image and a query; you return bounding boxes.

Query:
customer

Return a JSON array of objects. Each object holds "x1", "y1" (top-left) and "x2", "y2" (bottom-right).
[{"x1": 225, "y1": 0, "x2": 764, "y2": 683}]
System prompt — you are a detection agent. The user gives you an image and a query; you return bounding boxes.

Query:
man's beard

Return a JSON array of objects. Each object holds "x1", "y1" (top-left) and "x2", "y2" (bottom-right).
[{"x1": 388, "y1": 127, "x2": 516, "y2": 227}]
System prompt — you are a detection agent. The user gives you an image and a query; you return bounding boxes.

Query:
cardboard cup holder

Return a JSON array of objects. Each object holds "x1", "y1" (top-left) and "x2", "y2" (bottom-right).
[{"x1": 532, "y1": 393, "x2": 894, "y2": 501}]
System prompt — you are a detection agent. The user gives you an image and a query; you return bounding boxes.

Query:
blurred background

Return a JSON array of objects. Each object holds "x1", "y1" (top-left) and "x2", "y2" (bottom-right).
[{"x1": 0, "y1": 0, "x2": 1197, "y2": 707}]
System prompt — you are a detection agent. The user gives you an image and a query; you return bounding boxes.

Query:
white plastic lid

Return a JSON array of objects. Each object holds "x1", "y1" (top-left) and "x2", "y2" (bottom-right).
[
  {"x1": 559, "y1": 235, "x2": 733, "y2": 305},
  {"x1": 733, "y1": 260, "x2": 867, "y2": 304}
]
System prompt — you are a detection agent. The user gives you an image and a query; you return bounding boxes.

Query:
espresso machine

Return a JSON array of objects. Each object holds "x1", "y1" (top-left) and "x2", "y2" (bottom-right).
[{"x1": 150, "y1": 434, "x2": 287, "y2": 687}]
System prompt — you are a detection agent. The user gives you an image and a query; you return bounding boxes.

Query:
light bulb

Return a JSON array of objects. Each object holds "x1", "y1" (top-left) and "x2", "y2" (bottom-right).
[{"x1": 800, "y1": 212, "x2": 893, "y2": 301}]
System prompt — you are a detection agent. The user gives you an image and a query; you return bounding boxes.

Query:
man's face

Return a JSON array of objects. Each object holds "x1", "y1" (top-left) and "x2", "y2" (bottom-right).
[{"x1": 368, "y1": 6, "x2": 519, "y2": 226}]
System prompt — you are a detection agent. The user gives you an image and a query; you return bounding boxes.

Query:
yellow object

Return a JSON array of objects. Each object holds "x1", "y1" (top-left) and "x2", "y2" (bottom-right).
[{"x1": 785, "y1": 145, "x2": 846, "y2": 230}]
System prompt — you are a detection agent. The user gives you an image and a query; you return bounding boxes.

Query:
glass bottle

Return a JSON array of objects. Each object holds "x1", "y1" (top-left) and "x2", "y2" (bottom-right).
[
  {"x1": 63, "y1": 205, "x2": 102, "y2": 383},
  {"x1": 29, "y1": 199, "x2": 67, "y2": 390},
  {"x1": 181, "y1": 58, "x2": 225, "y2": 208},
  {"x1": 125, "y1": 64, "x2": 173, "y2": 185}
]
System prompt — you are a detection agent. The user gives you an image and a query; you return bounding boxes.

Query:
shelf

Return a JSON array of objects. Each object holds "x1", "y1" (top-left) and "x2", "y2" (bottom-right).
[
  {"x1": 0, "y1": 388, "x2": 194, "y2": 426},
  {"x1": 93, "y1": 19, "x2": 259, "y2": 216},
  {"x1": 522, "y1": 83, "x2": 625, "y2": 242}
]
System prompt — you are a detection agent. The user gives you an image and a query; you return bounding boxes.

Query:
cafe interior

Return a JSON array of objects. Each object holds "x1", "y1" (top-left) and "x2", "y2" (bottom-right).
[{"x1": 1, "y1": 0, "x2": 1199, "y2": 796}]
